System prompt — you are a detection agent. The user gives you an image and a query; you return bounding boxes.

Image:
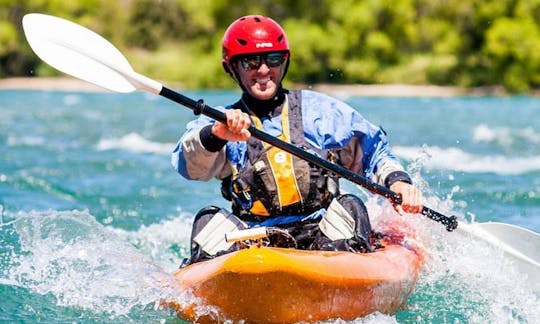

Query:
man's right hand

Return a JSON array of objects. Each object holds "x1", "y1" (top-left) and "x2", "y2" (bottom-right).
[{"x1": 212, "y1": 109, "x2": 252, "y2": 142}]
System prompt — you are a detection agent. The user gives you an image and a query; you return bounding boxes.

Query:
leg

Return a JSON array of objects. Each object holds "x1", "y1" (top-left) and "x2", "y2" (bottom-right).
[
  {"x1": 183, "y1": 206, "x2": 247, "y2": 266},
  {"x1": 338, "y1": 194, "x2": 372, "y2": 244},
  {"x1": 314, "y1": 194, "x2": 373, "y2": 252}
]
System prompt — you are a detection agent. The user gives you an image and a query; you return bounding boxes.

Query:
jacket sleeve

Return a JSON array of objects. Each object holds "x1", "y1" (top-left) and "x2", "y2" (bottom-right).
[
  {"x1": 301, "y1": 90, "x2": 411, "y2": 188},
  {"x1": 171, "y1": 112, "x2": 233, "y2": 181},
  {"x1": 359, "y1": 128, "x2": 412, "y2": 187}
]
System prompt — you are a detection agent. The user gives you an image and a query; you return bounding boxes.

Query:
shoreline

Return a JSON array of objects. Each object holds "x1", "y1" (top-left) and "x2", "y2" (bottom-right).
[
  {"x1": 0, "y1": 76, "x2": 535, "y2": 97},
  {"x1": 0, "y1": 77, "x2": 107, "y2": 92}
]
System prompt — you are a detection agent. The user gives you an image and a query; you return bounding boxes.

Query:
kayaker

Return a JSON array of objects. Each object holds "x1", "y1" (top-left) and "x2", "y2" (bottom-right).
[{"x1": 172, "y1": 15, "x2": 423, "y2": 264}]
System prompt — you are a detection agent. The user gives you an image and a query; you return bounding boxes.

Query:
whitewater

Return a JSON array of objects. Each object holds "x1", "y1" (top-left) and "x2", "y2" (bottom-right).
[{"x1": 1, "y1": 90, "x2": 538, "y2": 323}]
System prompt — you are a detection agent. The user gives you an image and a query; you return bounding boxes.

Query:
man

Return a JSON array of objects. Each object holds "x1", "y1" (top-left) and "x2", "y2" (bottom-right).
[{"x1": 172, "y1": 15, "x2": 423, "y2": 264}]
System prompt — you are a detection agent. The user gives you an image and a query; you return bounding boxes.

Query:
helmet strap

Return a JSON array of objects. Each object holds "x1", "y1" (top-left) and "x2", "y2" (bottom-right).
[{"x1": 240, "y1": 87, "x2": 287, "y2": 118}]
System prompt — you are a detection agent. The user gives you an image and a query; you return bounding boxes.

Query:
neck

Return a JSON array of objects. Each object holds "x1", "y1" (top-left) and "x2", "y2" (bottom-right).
[{"x1": 241, "y1": 87, "x2": 287, "y2": 118}]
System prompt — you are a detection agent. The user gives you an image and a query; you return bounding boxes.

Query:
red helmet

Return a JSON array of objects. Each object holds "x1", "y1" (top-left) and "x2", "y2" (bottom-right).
[{"x1": 222, "y1": 15, "x2": 290, "y2": 76}]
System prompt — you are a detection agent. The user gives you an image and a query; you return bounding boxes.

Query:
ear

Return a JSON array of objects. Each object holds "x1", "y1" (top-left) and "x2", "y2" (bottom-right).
[
  {"x1": 224, "y1": 61, "x2": 248, "y2": 92},
  {"x1": 279, "y1": 57, "x2": 290, "y2": 83},
  {"x1": 222, "y1": 62, "x2": 233, "y2": 77},
  {"x1": 223, "y1": 61, "x2": 242, "y2": 86}
]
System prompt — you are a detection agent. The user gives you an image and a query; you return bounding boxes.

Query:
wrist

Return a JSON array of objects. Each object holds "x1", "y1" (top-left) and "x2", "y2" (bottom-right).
[
  {"x1": 385, "y1": 171, "x2": 412, "y2": 188},
  {"x1": 200, "y1": 124, "x2": 227, "y2": 152}
]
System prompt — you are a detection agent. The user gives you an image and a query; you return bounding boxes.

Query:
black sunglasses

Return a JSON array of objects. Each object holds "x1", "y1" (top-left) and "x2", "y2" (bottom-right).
[{"x1": 238, "y1": 52, "x2": 287, "y2": 71}]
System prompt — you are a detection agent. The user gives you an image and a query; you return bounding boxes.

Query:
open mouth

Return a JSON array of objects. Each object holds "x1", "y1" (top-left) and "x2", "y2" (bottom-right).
[{"x1": 255, "y1": 77, "x2": 272, "y2": 85}]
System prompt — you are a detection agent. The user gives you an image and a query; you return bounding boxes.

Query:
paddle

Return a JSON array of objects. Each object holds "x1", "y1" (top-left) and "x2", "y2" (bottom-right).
[
  {"x1": 22, "y1": 13, "x2": 458, "y2": 231},
  {"x1": 22, "y1": 13, "x2": 540, "y2": 285},
  {"x1": 458, "y1": 221, "x2": 539, "y2": 291}
]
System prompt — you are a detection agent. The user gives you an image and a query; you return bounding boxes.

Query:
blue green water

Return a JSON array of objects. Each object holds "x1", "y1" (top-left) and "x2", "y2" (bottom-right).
[{"x1": 1, "y1": 89, "x2": 539, "y2": 323}]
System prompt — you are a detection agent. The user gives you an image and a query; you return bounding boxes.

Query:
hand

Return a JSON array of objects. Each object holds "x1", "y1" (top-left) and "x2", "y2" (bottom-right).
[
  {"x1": 212, "y1": 109, "x2": 252, "y2": 141},
  {"x1": 390, "y1": 181, "x2": 423, "y2": 214}
]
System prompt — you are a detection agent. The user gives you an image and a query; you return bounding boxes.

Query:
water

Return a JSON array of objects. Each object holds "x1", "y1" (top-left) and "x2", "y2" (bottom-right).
[{"x1": 1, "y1": 89, "x2": 539, "y2": 323}]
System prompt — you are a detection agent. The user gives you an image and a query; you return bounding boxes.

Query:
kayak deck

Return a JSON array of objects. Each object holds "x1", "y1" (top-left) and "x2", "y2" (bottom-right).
[{"x1": 167, "y1": 240, "x2": 422, "y2": 323}]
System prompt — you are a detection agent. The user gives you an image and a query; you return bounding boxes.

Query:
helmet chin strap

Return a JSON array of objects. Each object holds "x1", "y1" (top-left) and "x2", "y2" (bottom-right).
[{"x1": 240, "y1": 87, "x2": 287, "y2": 118}]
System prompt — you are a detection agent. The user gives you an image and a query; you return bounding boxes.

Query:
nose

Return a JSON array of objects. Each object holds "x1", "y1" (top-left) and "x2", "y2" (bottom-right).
[{"x1": 257, "y1": 61, "x2": 270, "y2": 73}]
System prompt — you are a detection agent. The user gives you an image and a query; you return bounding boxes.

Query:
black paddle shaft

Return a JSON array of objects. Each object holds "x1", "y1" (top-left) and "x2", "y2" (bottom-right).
[{"x1": 160, "y1": 86, "x2": 458, "y2": 231}]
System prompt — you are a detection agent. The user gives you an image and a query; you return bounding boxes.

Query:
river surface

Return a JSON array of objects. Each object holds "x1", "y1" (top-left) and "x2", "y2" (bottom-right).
[{"x1": 1, "y1": 89, "x2": 538, "y2": 323}]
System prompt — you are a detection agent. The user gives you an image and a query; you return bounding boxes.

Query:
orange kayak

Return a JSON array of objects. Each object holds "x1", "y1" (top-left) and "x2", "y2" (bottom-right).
[{"x1": 167, "y1": 230, "x2": 423, "y2": 323}]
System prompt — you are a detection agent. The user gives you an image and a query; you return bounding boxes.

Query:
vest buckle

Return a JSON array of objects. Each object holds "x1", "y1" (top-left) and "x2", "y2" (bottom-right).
[{"x1": 232, "y1": 178, "x2": 253, "y2": 210}]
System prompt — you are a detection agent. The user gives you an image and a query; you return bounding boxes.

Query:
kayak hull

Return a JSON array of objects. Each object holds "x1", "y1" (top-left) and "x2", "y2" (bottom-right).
[{"x1": 167, "y1": 239, "x2": 422, "y2": 323}]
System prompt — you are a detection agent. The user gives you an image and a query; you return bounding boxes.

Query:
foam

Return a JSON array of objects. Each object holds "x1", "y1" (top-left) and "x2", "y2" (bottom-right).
[
  {"x1": 107, "y1": 214, "x2": 192, "y2": 272},
  {"x1": 3, "y1": 210, "x2": 195, "y2": 317},
  {"x1": 473, "y1": 124, "x2": 540, "y2": 146},
  {"x1": 365, "y1": 197, "x2": 539, "y2": 323},
  {"x1": 96, "y1": 132, "x2": 174, "y2": 155},
  {"x1": 394, "y1": 145, "x2": 540, "y2": 175}
]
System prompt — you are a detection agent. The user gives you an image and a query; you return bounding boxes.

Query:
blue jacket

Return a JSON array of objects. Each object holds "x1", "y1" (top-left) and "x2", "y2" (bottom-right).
[{"x1": 172, "y1": 90, "x2": 408, "y2": 191}]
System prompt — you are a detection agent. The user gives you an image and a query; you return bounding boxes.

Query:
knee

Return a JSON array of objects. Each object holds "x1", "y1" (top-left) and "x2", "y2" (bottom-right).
[
  {"x1": 194, "y1": 206, "x2": 222, "y2": 222},
  {"x1": 190, "y1": 207, "x2": 247, "y2": 256},
  {"x1": 336, "y1": 194, "x2": 368, "y2": 220},
  {"x1": 318, "y1": 194, "x2": 370, "y2": 240}
]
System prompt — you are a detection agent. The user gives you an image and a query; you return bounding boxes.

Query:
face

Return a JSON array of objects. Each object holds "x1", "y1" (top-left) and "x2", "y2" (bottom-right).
[{"x1": 235, "y1": 52, "x2": 287, "y2": 100}]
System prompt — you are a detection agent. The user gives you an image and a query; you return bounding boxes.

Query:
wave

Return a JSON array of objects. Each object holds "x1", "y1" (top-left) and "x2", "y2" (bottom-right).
[
  {"x1": 473, "y1": 124, "x2": 540, "y2": 147},
  {"x1": 7, "y1": 134, "x2": 46, "y2": 147},
  {"x1": 108, "y1": 215, "x2": 192, "y2": 272},
  {"x1": 2, "y1": 207, "x2": 537, "y2": 323},
  {"x1": 394, "y1": 145, "x2": 540, "y2": 175},
  {"x1": 96, "y1": 133, "x2": 174, "y2": 155},
  {"x1": 95, "y1": 132, "x2": 540, "y2": 175},
  {"x1": 1, "y1": 210, "x2": 196, "y2": 318}
]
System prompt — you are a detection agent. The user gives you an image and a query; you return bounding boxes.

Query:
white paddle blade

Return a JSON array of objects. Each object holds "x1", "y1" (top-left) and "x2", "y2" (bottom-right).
[
  {"x1": 22, "y1": 13, "x2": 161, "y2": 94},
  {"x1": 459, "y1": 222, "x2": 540, "y2": 291},
  {"x1": 475, "y1": 222, "x2": 539, "y2": 263}
]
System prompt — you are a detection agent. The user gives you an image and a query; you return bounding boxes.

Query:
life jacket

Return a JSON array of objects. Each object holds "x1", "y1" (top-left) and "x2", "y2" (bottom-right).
[{"x1": 221, "y1": 90, "x2": 339, "y2": 219}]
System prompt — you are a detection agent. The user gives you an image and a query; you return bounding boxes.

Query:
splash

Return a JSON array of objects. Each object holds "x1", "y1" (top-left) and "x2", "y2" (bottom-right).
[
  {"x1": 410, "y1": 211, "x2": 539, "y2": 323},
  {"x1": 1, "y1": 210, "x2": 196, "y2": 318},
  {"x1": 378, "y1": 195, "x2": 538, "y2": 323},
  {"x1": 1, "y1": 204, "x2": 537, "y2": 322},
  {"x1": 108, "y1": 215, "x2": 193, "y2": 272},
  {"x1": 358, "y1": 165, "x2": 539, "y2": 324},
  {"x1": 397, "y1": 148, "x2": 538, "y2": 322}
]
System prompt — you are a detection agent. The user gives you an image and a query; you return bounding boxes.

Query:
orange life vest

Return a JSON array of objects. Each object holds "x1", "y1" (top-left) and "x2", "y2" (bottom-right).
[{"x1": 224, "y1": 90, "x2": 338, "y2": 218}]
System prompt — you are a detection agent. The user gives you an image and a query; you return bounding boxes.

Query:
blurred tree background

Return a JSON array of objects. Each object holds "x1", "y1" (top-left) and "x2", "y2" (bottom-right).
[{"x1": 1, "y1": 0, "x2": 539, "y2": 92}]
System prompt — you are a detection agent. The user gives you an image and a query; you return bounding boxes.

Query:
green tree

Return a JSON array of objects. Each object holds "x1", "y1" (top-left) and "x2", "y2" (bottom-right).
[
  {"x1": 2, "y1": 0, "x2": 540, "y2": 92},
  {"x1": 484, "y1": 17, "x2": 540, "y2": 92}
]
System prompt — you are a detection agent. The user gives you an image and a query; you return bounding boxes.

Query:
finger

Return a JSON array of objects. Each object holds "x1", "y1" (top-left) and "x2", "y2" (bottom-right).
[
  {"x1": 404, "y1": 188, "x2": 423, "y2": 214},
  {"x1": 240, "y1": 128, "x2": 251, "y2": 140},
  {"x1": 237, "y1": 115, "x2": 251, "y2": 131},
  {"x1": 229, "y1": 111, "x2": 250, "y2": 134},
  {"x1": 227, "y1": 111, "x2": 241, "y2": 131}
]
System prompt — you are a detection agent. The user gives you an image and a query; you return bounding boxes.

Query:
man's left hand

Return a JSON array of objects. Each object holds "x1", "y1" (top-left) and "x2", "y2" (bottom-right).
[{"x1": 389, "y1": 181, "x2": 423, "y2": 214}]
